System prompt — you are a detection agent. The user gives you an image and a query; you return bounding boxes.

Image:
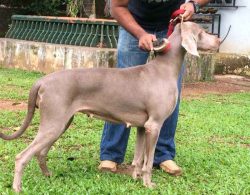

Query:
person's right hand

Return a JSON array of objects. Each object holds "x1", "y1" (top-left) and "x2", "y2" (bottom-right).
[{"x1": 138, "y1": 33, "x2": 157, "y2": 51}]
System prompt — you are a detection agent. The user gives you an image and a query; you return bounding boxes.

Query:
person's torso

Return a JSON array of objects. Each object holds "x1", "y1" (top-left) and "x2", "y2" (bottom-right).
[{"x1": 128, "y1": 0, "x2": 185, "y2": 31}]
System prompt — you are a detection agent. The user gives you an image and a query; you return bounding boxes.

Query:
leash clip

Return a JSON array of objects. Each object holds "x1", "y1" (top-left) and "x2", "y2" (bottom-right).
[{"x1": 171, "y1": 14, "x2": 184, "y2": 24}]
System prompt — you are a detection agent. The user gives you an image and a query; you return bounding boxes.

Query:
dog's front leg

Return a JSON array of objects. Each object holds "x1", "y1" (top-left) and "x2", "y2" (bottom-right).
[
  {"x1": 142, "y1": 118, "x2": 162, "y2": 188},
  {"x1": 132, "y1": 127, "x2": 145, "y2": 179}
]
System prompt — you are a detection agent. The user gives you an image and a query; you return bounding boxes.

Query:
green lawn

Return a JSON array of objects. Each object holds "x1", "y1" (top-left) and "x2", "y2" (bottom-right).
[{"x1": 0, "y1": 68, "x2": 249, "y2": 194}]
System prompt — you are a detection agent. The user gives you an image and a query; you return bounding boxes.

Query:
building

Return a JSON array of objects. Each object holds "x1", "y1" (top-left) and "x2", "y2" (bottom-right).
[{"x1": 217, "y1": 0, "x2": 250, "y2": 54}]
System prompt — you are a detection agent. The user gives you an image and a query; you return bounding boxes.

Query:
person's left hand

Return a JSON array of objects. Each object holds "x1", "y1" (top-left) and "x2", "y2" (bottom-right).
[{"x1": 180, "y1": 2, "x2": 195, "y2": 21}]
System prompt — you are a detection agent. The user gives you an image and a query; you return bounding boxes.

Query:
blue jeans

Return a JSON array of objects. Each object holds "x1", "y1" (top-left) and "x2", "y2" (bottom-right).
[{"x1": 100, "y1": 27, "x2": 184, "y2": 165}]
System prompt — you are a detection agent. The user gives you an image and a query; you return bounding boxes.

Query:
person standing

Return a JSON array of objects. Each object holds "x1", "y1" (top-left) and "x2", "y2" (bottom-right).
[{"x1": 99, "y1": 0, "x2": 211, "y2": 175}]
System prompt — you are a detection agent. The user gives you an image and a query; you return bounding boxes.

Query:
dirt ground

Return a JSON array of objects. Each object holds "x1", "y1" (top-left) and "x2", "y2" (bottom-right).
[
  {"x1": 182, "y1": 75, "x2": 250, "y2": 98},
  {"x1": 0, "y1": 75, "x2": 249, "y2": 111}
]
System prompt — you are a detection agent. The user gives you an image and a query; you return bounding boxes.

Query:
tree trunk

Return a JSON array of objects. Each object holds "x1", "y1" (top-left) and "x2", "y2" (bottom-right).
[{"x1": 184, "y1": 52, "x2": 215, "y2": 82}]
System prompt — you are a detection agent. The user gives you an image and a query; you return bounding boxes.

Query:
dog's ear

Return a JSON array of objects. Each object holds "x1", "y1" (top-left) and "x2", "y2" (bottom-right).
[{"x1": 181, "y1": 22, "x2": 200, "y2": 57}]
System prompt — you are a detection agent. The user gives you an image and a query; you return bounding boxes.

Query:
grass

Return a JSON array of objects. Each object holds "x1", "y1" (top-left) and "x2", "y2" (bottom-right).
[
  {"x1": 0, "y1": 67, "x2": 249, "y2": 194},
  {"x1": 0, "y1": 67, "x2": 44, "y2": 100}
]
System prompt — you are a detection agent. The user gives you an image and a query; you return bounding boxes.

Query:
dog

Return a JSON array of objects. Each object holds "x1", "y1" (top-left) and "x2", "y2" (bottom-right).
[{"x1": 0, "y1": 21, "x2": 220, "y2": 192}]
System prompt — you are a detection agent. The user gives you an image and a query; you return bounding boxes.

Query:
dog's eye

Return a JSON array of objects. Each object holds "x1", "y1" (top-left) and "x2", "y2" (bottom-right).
[{"x1": 198, "y1": 31, "x2": 206, "y2": 39}]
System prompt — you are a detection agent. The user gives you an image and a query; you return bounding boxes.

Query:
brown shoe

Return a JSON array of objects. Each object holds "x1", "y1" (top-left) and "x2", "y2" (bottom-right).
[
  {"x1": 160, "y1": 160, "x2": 182, "y2": 176},
  {"x1": 98, "y1": 160, "x2": 117, "y2": 172}
]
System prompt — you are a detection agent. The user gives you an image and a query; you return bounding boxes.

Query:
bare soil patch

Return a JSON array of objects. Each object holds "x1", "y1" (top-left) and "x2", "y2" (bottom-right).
[
  {"x1": 0, "y1": 75, "x2": 249, "y2": 111},
  {"x1": 0, "y1": 100, "x2": 27, "y2": 111},
  {"x1": 182, "y1": 75, "x2": 250, "y2": 98}
]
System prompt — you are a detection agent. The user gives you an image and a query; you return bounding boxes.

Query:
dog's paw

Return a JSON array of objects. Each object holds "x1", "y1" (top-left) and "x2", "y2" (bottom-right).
[
  {"x1": 143, "y1": 181, "x2": 156, "y2": 189},
  {"x1": 132, "y1": 169, "x2": 142, "y2": 180},
  {"x1": 44, "y1": 171, "x2": 52, "y2": 177},
  {"x1": 13, "y1": 183, "x2": 22, "y2": 193},
  {"x1": 142, "y1": 173, "x2": 156, "y2": 188}
]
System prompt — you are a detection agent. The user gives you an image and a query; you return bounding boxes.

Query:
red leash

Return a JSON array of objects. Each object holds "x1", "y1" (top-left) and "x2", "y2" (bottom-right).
[
  {"x1": 153, "y1": 9, "x2": 185, "y2": 54},
  {"x1": 167, "y1": 9, "x2": 186, "y2": 37}
]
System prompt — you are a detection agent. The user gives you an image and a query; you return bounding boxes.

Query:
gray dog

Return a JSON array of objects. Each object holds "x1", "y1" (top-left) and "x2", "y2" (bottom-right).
[{"x1": 0, "y1": 22, "x2": 220, "y2": 192}]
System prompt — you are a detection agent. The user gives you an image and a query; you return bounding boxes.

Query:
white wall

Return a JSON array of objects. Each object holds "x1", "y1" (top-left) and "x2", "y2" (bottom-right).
[{"x1": 218, "y1": 0, "x2": 250, "y2": 54}]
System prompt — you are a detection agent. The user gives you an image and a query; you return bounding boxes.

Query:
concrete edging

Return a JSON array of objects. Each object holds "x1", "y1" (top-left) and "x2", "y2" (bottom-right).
[
  {"x1": 2, "y1": 38, "x2": 246, "y2": 82},
  {"x1": 0, "y1": 38, "x2": 117, "y2": 73}
]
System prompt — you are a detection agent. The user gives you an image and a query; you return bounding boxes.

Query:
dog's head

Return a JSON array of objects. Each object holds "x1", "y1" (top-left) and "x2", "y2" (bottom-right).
[{"x1": 180, "y1": 21, "x2": 220, "y2": 57}]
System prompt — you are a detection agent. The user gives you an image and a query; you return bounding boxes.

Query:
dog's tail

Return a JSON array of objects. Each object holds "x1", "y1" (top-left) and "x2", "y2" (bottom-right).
[{"x1": 0, "y1": 81, "x2": 41, "y2": 140}]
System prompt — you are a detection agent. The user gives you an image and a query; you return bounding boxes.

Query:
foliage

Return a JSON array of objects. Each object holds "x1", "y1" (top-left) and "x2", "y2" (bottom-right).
[
  {"x1": 1, "y1": 0, "x2": 67, "y2": 16},
  {"x1": 66, "y1": 0, "x2": 79, "y2": 17},
  {"x1": 0, "y1": 68, "x2": 249, "y2": 194},
  {"x1": 66, "y1": 0, "x2": 99, "y2": 18},
  {"x1": 0, "y1": 0, "x2": 32, "y2": 7},
  {"x1": 66, "y1": 0, "x2": 85, "y2": 17},
  {"x1": 26, "y1": 0, "x2": 67, "y2": 16},
  {"x1": 1, "y1": 0, "x2": 107, "y2": 18}
]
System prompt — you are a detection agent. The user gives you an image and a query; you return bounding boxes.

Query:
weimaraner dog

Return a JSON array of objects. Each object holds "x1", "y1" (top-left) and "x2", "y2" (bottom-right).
[{"x1": 0, "y1": 22, "x2": 220, "y2": 192}]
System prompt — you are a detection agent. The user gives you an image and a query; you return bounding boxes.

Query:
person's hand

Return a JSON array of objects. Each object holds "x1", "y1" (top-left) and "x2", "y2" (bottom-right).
[
  {"x1": 180, "y1": 2, "x2": 195, "y2": 21},
  {"x1": 138, "y1": 33, "x2": 157, "y2": 51}
]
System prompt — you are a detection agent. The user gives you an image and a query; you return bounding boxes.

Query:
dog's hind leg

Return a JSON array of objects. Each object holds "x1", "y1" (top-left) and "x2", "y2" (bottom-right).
[
  {"x1": 13, "y1": 112, "x2": 73, "y2": 193},
  {"x1": 35, "y1": 116, "x2": 74, "y2": 177},
  {"x1": 36, "y1": 146, "x2": 53, "y2": 177},
  {"x1": 132, "y1": 127, "x2": 145, "y2": 180}
]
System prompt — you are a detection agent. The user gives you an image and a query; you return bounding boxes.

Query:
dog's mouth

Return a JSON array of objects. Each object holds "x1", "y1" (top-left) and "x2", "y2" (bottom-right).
[
  {"x1": 199, "y1": 48, "x2": 218, "y2": 53},
  {"x1": 199, "y1": 45, "x2": 220, "y2": 53}
]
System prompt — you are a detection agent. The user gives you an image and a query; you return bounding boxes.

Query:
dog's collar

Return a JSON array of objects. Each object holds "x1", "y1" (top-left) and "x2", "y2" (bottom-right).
[{"x1": 153, "y1": 38, "x2": 171, "y2": 54}]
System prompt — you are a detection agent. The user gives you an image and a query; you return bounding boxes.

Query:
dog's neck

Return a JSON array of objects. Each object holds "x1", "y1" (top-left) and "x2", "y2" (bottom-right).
[{"x1": 149, "y1": 26, "x2": 186, "y2": 80}]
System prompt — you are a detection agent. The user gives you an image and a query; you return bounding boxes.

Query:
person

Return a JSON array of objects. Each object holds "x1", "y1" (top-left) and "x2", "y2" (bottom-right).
[{"x1": 99, "y1": 0, "x2": 211, "y2": 176}]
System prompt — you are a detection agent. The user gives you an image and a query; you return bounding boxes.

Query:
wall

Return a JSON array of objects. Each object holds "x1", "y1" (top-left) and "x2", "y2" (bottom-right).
[
  {"x1": 218, "y1": 0, "x2": 250, "y2": 54},
  {"x1": 0, "y1": 38, "x2": 217, "y2": 82},
  {"x1": 0, "y1": 38, "x2": 117, "y2": 73}
]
